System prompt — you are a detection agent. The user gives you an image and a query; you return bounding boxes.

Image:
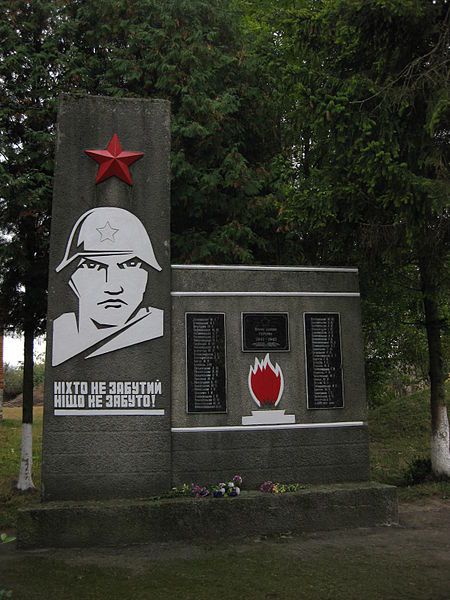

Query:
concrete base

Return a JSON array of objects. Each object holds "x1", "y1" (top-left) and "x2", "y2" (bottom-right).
[{"x1": 17, "y1": 483, "x2": 397, "y2": 549}]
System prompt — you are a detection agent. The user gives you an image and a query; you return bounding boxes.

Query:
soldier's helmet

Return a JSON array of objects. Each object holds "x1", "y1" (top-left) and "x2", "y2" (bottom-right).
[{"x1": 56, "y1": 207, "x2": 161, "y2": 273}]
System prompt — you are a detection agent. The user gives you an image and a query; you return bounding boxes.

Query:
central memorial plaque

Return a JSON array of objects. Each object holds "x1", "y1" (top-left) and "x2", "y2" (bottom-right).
[
  {"x1": 242, "y1": 312, "x2": 289, "y2": 352},
  {"x1": 186, "y1": 313, "x2": 227, "y2": 413}
]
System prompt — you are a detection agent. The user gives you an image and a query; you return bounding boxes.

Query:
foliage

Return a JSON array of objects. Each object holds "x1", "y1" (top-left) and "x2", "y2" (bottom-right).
[
  {"x1": 170, "y1": 483, "x2": 192, "y2": 497},
  {"x1": 403, "y1": 458, "x2": 434, "y2": 486},
  {"x1": 0, "y1": 0, "x2": 59, "y2": 337},
  {"x1": 0, "y1": 0, "x2": 291, "y2": 349},
  {"x1": 259, "y1": 481, "x2": 306, "y2": 493},
  {"x1": 1, "y1": 532, "x2": 16, "y2": 544},
  {"x1": 172, "y1": 475, "x2": 243, "y2": 498},
  {"x1": 52, "y1": 0, "x2": 286, "y2": 265},
  {"x1": 404, "y1": 456, "x2": 450, "y2": 486},
  {"x1": 244, "y1": 0, "x2": 450, "y2": 419},
  {"x1": 369, "y1": 383, "x2": 450, "y2": 485},
  {"x1": 3, "y1": 361, "x2": 45, "y2": 401},
  {"x1": 3, "y1": 365, "x2": 23, "y2": 401}
]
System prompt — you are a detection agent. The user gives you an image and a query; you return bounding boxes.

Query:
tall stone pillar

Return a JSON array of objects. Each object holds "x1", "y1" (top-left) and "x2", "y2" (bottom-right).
[{"x1": 42, "y1": 96, "x2": 171, "y2": 501}]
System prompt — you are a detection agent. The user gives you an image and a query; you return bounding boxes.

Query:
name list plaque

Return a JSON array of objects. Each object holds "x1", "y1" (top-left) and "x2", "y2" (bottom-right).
[
  {"x1": 242, "y1": 312, "x2": 290, "y2": 352},
  {"x1": 304, "y1": 313, "x2": 344, "y2": 409},
  {"x1": 186, "y1": 313, "x2": 227, "y2": 413}
]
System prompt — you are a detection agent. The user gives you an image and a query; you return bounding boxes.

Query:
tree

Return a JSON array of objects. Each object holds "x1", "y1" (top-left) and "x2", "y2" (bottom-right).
[
  {"x1": 0, "y1": 0, "x2": 59, "y2": 489},
  {"x1": 0, "y1": 0, "x2": 288, "y2": 488},
  {"x1": 60, "y1": 0, "x2": 287, "y2": 264},
  {"x1": 261, "y1": 0, "x2": 450, "y2": 474}
]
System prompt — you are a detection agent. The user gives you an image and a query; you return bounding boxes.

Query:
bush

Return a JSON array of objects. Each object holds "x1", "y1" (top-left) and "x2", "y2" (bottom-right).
[
  {"x1": 33, "y1": 361, "x2": 45, "y2": 386},
  {"x1": 3, "y1": 360, "x2": 46, "y2": 401},
  {"x1": 403, "y1": 458, "x2": 433, "y2": 486},
  {"x1": 4, "y1": 363, "x2": 23, "y2": 401}
]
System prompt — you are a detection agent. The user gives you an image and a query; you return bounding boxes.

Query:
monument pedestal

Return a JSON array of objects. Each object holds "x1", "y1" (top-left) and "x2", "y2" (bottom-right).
[{"x1": 17, "y1": 483, "x2": 398, "y2": 549}]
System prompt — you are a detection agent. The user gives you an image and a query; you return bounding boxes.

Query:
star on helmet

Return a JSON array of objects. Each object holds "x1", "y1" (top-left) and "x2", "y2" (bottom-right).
[
  {"x1": 56, "y1": 207, "x2": 162, "y2": 273},
  {"x1": 97, "y1": 221, "x2": 119, "y2": 242}
]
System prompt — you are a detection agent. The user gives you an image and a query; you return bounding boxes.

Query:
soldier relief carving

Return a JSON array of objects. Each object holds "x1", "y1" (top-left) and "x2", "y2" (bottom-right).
[{"x1": 52, "y1": 206, "x2": 164, "y2": 366}]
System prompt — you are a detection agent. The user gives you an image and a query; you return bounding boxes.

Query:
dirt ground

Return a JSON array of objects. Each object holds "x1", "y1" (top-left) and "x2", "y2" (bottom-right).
[{"x1": 1, "y1": 498, "x2": 450, "y2": 600}]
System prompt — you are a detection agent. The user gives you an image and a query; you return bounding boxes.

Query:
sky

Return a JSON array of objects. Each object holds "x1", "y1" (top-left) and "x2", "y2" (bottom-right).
[{"x1": 4, "y1": 335, "x2": 46, "y2": 366}]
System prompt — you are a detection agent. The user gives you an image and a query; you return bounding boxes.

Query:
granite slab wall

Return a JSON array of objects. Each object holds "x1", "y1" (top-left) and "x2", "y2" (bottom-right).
[{"x1": 170, "y1": 266, "x2": 370, "y2": 487}]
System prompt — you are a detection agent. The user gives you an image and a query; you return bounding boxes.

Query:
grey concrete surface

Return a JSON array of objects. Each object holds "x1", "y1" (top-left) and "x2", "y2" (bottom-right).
[
  {"x1": 170, "y1": 266, "x2": 369, "y2": 487},
  {"x1": 171, "y1": 426, "x2": 370, "y2": 487},
  {"x1": 16, "y1": 483, "x2": 397, "y2": 549},
  {"x1": 42, "y1": 95, "x2": 172, "y2": 501}
]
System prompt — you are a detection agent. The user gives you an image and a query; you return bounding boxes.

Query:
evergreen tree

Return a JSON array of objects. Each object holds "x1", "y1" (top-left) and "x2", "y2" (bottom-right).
[
  {"x1": 0, "y1": 0, "x2": 60, "y2": 488},
  {"x1": 261, "y1": 0, "x2": 450, "y2": 474},
  {"x1": 0, "y1": 0, "x2": 287, "y2": 487},
  {"x1": 60, "y1": 0, "x2": 286, "y2": 264}
]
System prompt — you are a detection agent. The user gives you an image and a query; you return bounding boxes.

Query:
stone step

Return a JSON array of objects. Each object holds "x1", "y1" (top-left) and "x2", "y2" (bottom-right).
[{"x1": 17, "y1": 482, "x2": 397, "y2": 549}]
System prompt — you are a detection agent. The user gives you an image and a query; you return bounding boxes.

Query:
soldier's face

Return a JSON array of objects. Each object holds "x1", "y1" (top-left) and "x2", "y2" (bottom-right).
[{"x1": 69, "y1": 255, "x2": 148, "y2": 327}]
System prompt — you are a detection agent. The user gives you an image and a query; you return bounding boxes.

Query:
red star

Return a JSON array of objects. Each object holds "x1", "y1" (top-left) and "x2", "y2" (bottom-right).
[{"x1": 84, "y1": 134, "x2": 144, "y2": 186}]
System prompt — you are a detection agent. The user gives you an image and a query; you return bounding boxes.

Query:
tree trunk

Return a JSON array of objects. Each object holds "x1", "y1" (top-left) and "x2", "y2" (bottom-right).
[
  {"x1": 419, "y1": 258, "x2": 450, "y2": 477},
  {"x1": 17, "y1": 325, "x2": 35, "y2": 491}
]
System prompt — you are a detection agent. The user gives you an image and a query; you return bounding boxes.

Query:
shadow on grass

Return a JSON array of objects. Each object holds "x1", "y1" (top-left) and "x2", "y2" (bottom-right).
[{"x1": 1, "y1": 542, "x2": 450, "y2": 600}]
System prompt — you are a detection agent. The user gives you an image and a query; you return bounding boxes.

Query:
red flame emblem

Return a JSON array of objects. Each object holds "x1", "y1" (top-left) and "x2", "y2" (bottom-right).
[{"x1": 248, "y1": 354, "x2": 284, "y2": 407}]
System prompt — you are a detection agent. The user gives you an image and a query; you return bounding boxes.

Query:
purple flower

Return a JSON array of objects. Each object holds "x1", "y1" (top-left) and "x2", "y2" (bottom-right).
[
  {"x1": 191, "y1": 484, "x2": 209, "y2": 498},
  {"x1": 233, "y1": 475, "x2": 243, "y2": 487},
  {"x1": 260, "y1": 481, "x2": 275, "y2": 493}
]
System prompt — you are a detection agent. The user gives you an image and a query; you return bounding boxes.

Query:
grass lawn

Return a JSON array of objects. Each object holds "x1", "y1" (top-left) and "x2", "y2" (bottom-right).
[
  {"x1": 0, "y1": 407, "x2": 42, "y2": 530},
  {"x1": 369, "y1": 383, "x2": 450, "y2": 501},
  {"x1": 369, "y1": 388, "x2": 431, "y2": 484},
  {"x1": 2, "y1": 542, "x2": 449, "y2": 600}
]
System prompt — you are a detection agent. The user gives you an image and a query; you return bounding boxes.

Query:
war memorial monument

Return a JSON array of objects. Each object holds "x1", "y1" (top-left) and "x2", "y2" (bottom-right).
[{"x1": 17, "y1": 96, "x2": 397, "y2": 548}]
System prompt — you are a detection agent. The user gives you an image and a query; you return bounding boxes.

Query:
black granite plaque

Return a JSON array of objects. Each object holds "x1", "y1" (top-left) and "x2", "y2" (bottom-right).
[
  {"x1": 242, "y1": 313, "x2": 289, "y2": 352},
  {"x1": 186, "y1": 313, "x2": 226, "y2": 413},
  {"x1": 305, "y1": 313, "x2": 343, "y2": 409}
]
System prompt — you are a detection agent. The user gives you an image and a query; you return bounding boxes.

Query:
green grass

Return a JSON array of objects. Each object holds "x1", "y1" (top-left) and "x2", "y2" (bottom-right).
[
  {"x1": 0, "y1": 407, "x2": 42, "y2": 530},
  {"x1": 368, "y1": 388, "x2": 432, "y2": 485},
  {"x1": 1, "y1": 544, "x2": 450, "y2": 600},
  {"x1": 368, "y1": 383, "x2": 450, "y2": 501}
]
